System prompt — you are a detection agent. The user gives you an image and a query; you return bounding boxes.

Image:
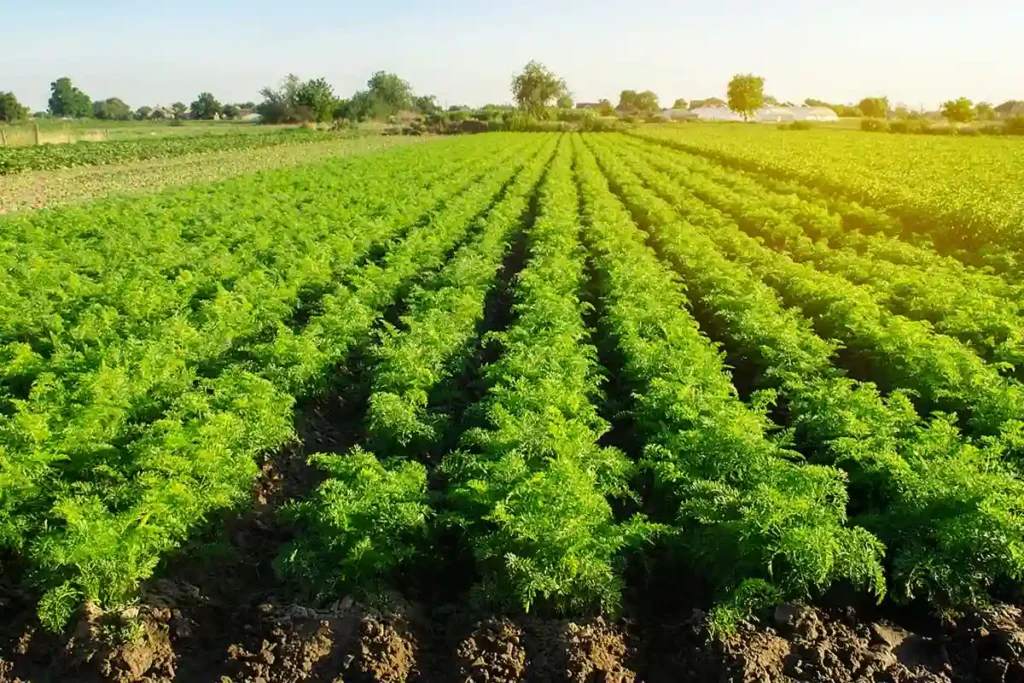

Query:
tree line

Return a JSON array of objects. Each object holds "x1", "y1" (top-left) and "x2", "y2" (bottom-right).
[{"x1": 2, "y1": 66, "x2": 1022, "y2": 125}]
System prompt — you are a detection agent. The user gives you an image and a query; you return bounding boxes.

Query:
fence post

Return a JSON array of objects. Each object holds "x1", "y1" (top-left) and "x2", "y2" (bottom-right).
[
  {"x1": 0, "y1": 128, "x2": 6, "y2": 147},
  {"x1": 33, "y1": 122, "x2": 40, "y2": 145}
]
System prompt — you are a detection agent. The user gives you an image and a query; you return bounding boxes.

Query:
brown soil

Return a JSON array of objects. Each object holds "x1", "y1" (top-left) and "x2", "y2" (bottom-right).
[{"x1": 5, "y1": 397, "x2": 1024, "y2": 682}]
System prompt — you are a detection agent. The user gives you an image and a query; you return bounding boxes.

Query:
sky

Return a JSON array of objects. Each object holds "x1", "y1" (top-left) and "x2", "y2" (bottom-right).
[{"x1": 2, "y1": 0, "x2": 1021, "y2": 112}]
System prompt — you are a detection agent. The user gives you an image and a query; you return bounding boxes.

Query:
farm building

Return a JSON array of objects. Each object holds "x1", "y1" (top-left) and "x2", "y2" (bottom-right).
[
  {"x1": 690, "y1": 106, "x2": 744, "y2": 121},
  {"x1": 660, "y1": 108, "x2": 698, "y2": 121}
]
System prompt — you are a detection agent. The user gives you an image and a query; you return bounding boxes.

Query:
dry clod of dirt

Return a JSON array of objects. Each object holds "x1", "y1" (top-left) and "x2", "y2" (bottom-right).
[
  {"x1": 63, "y1": 602, "x2": 176, "y2": 683},
  {"x1": 560, "y1": 618, "x2": 636, "y2": 683},
  {"x1": 358, "y1": 613, "x2": 418, "y2": 683},
  {"x1": 456, "y1": 617, "x2": 527, "y2": 683}
]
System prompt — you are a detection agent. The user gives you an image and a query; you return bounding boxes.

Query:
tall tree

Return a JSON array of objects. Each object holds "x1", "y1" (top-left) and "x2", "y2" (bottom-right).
[
  {"x1": 941, "y1": 97, "x2": 975, "y2": 124},
  {"x1": 93, "y1": 98, "x2": 132, "y2": 120},
  {"x1": 190, "y1": 92, "x2": 222, "y2": 120},
  {"x1": 221, "y1": 104, "x2": 240, "y2": 120},
  {"x1": 413, "y1": 95, "x2": 441, "y2": 116},
  {"x1": 134, "y1": 106, "x2": 153, "y2": 120},
  {"x1": 511, "y1": 61, "x2": 569, "y2": 117},
  {"x1": 296, "y1": 78, "x2": 336, "y2": 123},
  {"x1": 171, "y1": 102, "x2": 187, "y2": 119},
  {"x1": 0, "y1": 92, "x2": 29, "y2": 122},
  {"x1": 556, "y1": 94, "x2": 573, "y2": 109},
  {"x1": 672, "y1": 98, "x2": 688, "y2": 110},
  {"x1": 857, "y1": 96, "x2": 890, "y2": 119},
  {"x1": 727, "y1": 74, "x2": 765, "y2": 121},
  {"x1": 617, "y1": 90, "x2": 660, "y2": 115},
  {"x1": 48, "y1": 77, "x2": 92, "y2": 118},
  {"x1": 366, "y1": 71, "x2": 413, "y2": 116}
]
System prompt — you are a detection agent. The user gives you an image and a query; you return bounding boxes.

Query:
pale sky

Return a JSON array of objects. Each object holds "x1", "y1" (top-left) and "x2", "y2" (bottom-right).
[{"x1": 2, "y1": 0, "x2": 1020, "y2": 111}]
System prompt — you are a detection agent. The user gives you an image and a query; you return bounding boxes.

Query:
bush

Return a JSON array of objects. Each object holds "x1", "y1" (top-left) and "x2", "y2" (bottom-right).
[
  {"x1": 777, "y1": 121, "x2": 814, "y2": 131},
  {"x1": 958, "y1": 126, "x2": 981, "y2": 136},
  {"x1": 921, "y1": 123, "x2": 957, "y2": 136},
  {"x1": 888, "y1": 120, "x2": 923, "y2": 134},
  {"x1": 860, "y1": 118, "x2": 889, "y2": 132},
  {"x1": 1005, "y1": 116, "x2": 1024, "y2": 135},
  {"x1": 169, "y1": 119, "x2": 185, "y2": 127},
  {"x1": 979, "y1": 123, "x2": 1004, "y2": 135}
]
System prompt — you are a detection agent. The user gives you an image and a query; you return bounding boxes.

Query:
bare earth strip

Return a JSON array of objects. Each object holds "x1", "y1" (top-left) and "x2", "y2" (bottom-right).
[{"x1": 0, "y1": 135, "x2": 424, "y2": 215}]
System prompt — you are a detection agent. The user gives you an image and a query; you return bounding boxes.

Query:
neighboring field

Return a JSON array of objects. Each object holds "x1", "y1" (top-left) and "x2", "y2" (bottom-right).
[
  {"x1": 634, "y1": 124, "x2": 1024, "y2": 266},
  {"x1": 0, "y1": 135, "x2": 418, "y2": 214},
  {"x1": 0, "y1": 127, "x2": 363, "y2": 175},
  {"x1": 1, "y1": 130, "x2": 1024, "y2": 682}
]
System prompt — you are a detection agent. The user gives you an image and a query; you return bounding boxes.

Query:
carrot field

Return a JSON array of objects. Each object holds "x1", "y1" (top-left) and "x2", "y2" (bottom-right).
[{"x1": 2, "y1": 129, "x2": 1024, "y2": 682}]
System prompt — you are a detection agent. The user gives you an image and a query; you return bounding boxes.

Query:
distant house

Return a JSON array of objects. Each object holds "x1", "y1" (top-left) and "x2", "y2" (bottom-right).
[
  {"x1": 660, "y1": 108, "x2": 697, "y2": 121},
  {"x1": 791, "y1": 106, "x2": 840, "y2": 122}
]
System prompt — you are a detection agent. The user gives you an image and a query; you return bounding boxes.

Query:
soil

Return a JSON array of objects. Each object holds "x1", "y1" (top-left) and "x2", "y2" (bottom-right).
[{"x1": 5, "y1": 400, "x2": 1024, "y2": 683}]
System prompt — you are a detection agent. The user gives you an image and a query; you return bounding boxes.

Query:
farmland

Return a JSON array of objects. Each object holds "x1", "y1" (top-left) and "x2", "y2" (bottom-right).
[{"x1": 2, "y1": 129, "x2": 1024, "y2": 682}]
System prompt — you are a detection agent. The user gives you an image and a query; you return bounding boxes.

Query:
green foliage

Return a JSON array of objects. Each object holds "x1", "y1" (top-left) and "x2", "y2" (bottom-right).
[
  {"x1": 689, "y1": 97, "x2": 726, "y2": 110},
  {"x1": 617, "y1": 90, "x2": 660, "y2": 115},
  {"x1": 444, "y1": 138, "x2": 655, "y2": 616},
  {"x1": 296, "y1": 78, "x2": 337, "y2": 123},
  {"x1": 134, "y1": 106, "x2": 153, "y2": 121},
  {"x1": 48, "y1": 77, "x2": 92, "y2": 118},
  {"x1": 190, "y1": 92, "x2": 222, "y2": 120},
  {"x1": 276, "y1": 448, "x2": 431, "y2": 598},
  {"x1": 511, "y1": 61, "x2": 570, "y2": 117},
  {"x1": 576, "y1": 135, "x2": 885, "y2": 633},
  {"x1": 221, "y1": 104, "x2": 240, "y2": 120},
  {"x1": 727, "y1": 74, "x2": 765, "y2": 120},
  {"x1": 171, "y1": 102, "x2": 187, "y2": 119},
  {"x1": 858, "y1": 96, "x2": 890, "y2": 119},
  {"x1": 859, "y1": 117, "x2": 888, "y2": 132},
  {"x1": 672, "y1": 98, "x2": 688, "y2": 110},
  {"x1": 92, "y1": 98, "x2": 132, "y2": 121},
  {"x1": 0, "y1": 92, "x2": 29, "y2": 122},
  {"x1": 0, "y1": 128, "x2": 342, "y2": 175},
  {"x1": 941, "y1": 97, "x2": 975, "y2": 124}
]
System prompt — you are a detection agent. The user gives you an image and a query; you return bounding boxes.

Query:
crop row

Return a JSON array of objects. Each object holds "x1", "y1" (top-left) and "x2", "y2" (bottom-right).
[
  {"x1": 584, "y1": 133, "x2": 1024, "y2": 612},
  {"x1": 631, "y1": 126, "x2": 1024, "y2": 268},
  {"x1": 611, "y1": 135, "x2": 1024, "y2": 367},
  {"x1": 0, "y1": 133, "x2": 551, "y2": 629},
  {"x1": 0, "y1": 128, "x2": 357, "y2": 175}
]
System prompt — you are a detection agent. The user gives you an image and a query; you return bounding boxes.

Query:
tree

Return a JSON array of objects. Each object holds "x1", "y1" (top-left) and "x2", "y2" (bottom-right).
[
  {"x1": 857, "y1": 96, "x2": 890, "y2": 119},
  {"x1": 804, "y1": 98, "x2": 831, "y2": 108},
  {"x1": 413, "y1": 95, "x2": 441, "y2": 116},
  {"x1": 296, "y1": 78, "x2": 336, "y2": 122},
  {"x1": 941, "y1": 97, "x2": 975, "y2": 124},
  {"x1": 366, "y1": 71, "x2": 413, "y2": 116},
  {"x1": 134, "y1": 106, "x2": 153, "y2": 120},
  {"x1": 93, "y1": 98, "x2": 132, "y2": 120},
  {"x1": 190, "y1": 92, "x2": 222, "y2": 120},
  {"x1": 171, "y1": 102, "x2": 187, "y2": 119},
  {"x1": 0, "y1": 92, "x2": 29, "y2": 122},
  {"x1": 221, "y1": 104, "x2": 240, "y2": 120},
  {"x1": 511, "y1": 61, "x2": 569, "y2": 117},
  {"x1": 975, "y1": 102, "x2": 996, "y2": 120},
  {"x1": 763, "y1": 95, "x2": 780, "y2": 106},
  {"x1": 556, "y1": 94, "x2": 573, "y2": 109},
  {"x1": 672, "y1": 98, "x2": 688, "y2": 110},
  {"x1": 618, "y1": 90, "x2": 660, "y2": 115},
  {"x1": 596, "y1": 99, "x2": 616, "y2": 116},
  {"x1": 727, "y1": 74, "x2": 765, "y2": 121},
  {"x1": 689, "y1": 97, "x2": 726, "y2": 110},
  {"x1": 48, "y1": 77, "x2": 92, "y2": 118}
]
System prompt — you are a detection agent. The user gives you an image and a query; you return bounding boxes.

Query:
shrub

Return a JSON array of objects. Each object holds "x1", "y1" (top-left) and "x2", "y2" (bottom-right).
[
  {"x1": 1005, "y1": 116, "x2": 1024, "y2": 135},
  {"x1": 860, "y1": 118, "x2": 889, "y2": 132},
  {"x1": 979, "y1": 123, "x2": 1003, "y2": 136},
  {"x1": 888, "y1": 120, "x2": 923, "y2": 134},
  {"x1": 778, "y1": 121, "x2": 814, "y2": 131},
  {"x1": 921, "y1": 123, "x2": 957, "y2": 136}
]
